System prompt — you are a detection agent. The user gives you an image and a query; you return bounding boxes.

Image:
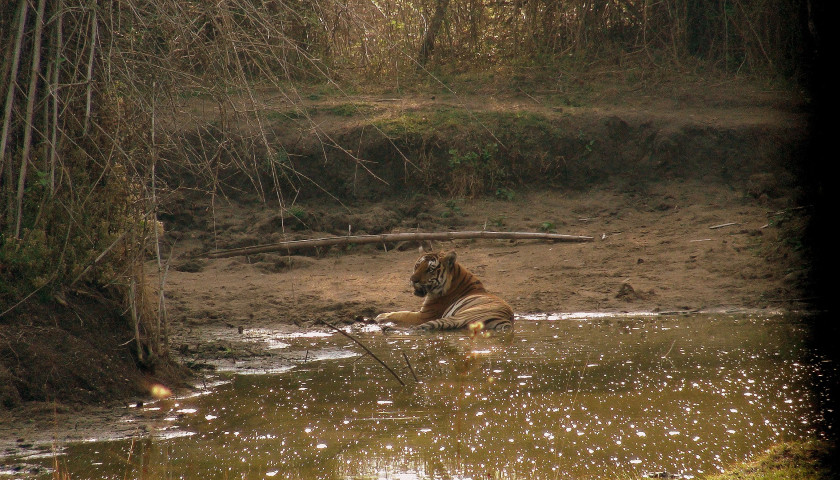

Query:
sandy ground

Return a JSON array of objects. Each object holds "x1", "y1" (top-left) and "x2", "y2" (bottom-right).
[{"x1": 163, "y1": 181, "x2": 807, "y2": 333}]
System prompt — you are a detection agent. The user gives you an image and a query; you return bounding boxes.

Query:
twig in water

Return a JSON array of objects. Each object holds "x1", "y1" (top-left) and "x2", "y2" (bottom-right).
[
  {"x1": 661, "y1": 339, "x2": 677, "y2": 359},
  {"x1": 319, "y1": 321, "x2": 405, "y2": 386},
  {"x1": 402, "y1": 351, "x2": 419, "y2": 382}
]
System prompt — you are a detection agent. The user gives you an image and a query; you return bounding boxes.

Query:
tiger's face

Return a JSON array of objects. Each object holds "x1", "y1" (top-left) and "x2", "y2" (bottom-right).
[{"x1": 409, "y1": 251, "x2": 456, "y2": 297}]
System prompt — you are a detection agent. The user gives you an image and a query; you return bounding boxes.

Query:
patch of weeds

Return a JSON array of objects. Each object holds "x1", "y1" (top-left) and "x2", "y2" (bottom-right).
[
  {"x1": 264, "y1": 107, "x2": 313, "y2": 123},
  {"x1": 441, "y1": 198, "x2": 463, "y2": 219},
  {"x1": 495, "y1": 187, "x2": 516, "y2": 201},
  {"x1": 325, "y1": 103, "x2": 375, "y2": 117},
  {"x1": 448, "y1": 143, "x2": 508, "y2": 197},
  {"x1": 288, "y1": 206, "x2": 307, "y2": 221},
  {"x1": 264, "y1": 110, "x2": 286, "y2": 122},
  {"x1": 538, "y1": 221, "x2": 556, "y2": 233},
  {"x1": 373, "y1": 113, "x2": 429, "y2": 137},
  {"x1": 432, "y1": 106, "x2": 471, "y2": 128},
  {"x1": 782, "y1": 233, "x2": 806, "y2": 252},
  {"x1": 176, "y1": 89, "x2": 207, "y2": 99},
  {"x1": 703, "y1": 440, "x2": 833, "y2": 480},
  {"x1": 511, "y1": 111, "x2": 553, "y2": 134},
  {"x1": 174, "y1": 258, "x2": 206, "y2": 273},
  {"x1": 490, "y1": 216, "x2": 506, "y2": 228},
  {"x1": 578, "y1": 129, "x2": 596, "y2": 156},
  {"x1": 264, "y1": 149, "x2": 289, "y2": 169}
]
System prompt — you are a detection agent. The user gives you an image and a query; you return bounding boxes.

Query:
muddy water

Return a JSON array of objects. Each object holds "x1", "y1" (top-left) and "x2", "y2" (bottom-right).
[{"x1": 6, "y1": 313, "x2": 829, "y2": 479}]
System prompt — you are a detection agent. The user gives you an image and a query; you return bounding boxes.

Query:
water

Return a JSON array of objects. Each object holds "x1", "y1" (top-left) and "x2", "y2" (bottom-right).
[{"x1": 3, "y1": 313, "x2": 831, "y2": 479}]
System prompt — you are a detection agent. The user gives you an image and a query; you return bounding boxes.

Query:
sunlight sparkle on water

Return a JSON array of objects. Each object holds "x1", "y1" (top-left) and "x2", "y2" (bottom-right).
[{"x1": 7, "y1": 313, "x2": 826, "y2": 480}]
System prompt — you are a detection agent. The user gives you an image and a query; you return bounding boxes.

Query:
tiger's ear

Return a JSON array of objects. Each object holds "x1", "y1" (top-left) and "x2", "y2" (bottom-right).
[
  {"x1": 419, "y1": 240, "x2": 434, "y2": 254},
  {"x1": 443, "y1": 250, "x2": 457, "y2": 268}
]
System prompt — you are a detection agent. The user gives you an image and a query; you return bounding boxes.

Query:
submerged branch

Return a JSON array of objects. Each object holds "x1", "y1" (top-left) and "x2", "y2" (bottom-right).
[
  {"x1": 202, "y1": 230, "x2": 594, "y2": 259},
  {"x1": 319, "y1": 321, "x2": 406, "y2": 386}
]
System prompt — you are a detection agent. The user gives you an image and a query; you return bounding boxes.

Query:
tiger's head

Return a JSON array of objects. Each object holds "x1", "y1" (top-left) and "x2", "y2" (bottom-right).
[{"x1": 409, "y1": 250, "x2": 457, "y2": 298}]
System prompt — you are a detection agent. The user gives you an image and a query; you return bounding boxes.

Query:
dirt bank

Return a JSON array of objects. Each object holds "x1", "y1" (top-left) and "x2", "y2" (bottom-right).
[
  {"x1": 164, "y1": 181, "x2": 809, "y2": 336},
  {"x1": 160, "y1": 86, "x2": 812, "y2": 343}
]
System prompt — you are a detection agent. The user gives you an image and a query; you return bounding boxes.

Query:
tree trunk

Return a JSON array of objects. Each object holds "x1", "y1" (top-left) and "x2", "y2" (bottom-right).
[
  {"x1": 202, "y1": 230, "x2": 595, "y2": 259},
  {"x1": 14, "y1": 0, "x2": 47, "y2": 239},
  {"x1": 417, "y1": 0, "x2": 450, "y2": 67},
  {"x1": 0, "y1": 0, "x2": 29, "y2": 179}
]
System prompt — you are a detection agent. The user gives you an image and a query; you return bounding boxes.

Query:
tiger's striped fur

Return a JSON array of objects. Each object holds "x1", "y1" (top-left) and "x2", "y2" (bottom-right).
[{"x1": 374, "y1": 251, "x2": 514, "y2": 332}]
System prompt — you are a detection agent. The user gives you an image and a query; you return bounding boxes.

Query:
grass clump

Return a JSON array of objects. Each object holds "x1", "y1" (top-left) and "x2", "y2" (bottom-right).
[{"x1": 703, "y1": 440, "x2": 835, "y2": 480}]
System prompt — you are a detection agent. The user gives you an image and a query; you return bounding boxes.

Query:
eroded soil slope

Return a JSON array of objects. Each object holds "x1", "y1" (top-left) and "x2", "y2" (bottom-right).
[{"x1": 160, "y1": 86, "x2": 811, "y2": 343}]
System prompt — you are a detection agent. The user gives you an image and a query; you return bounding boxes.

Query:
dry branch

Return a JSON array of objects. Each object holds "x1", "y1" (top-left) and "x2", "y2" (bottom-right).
[
  {"x1": 402, "y1": 351, "x2": 419, "y2": 382},
  {"x1": 320, "y1": 320, "x2": 405, "y2": 386},
  {"x1": 709, "y1": 222, "x2": 740, "y2": 229},
  {"x1": 201, "y1": 230, "x2": 594, "y2": 259}
]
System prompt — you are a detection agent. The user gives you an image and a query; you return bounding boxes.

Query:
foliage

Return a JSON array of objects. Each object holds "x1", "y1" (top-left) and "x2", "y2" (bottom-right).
[
  {"x1": 703, "y1": 440, "x2": 834, "y2": 480},
  {"x1": 440, "y1": 199, "x2": 462, "y2": 219},
  {"x1": 0, "y1": 1, "x2": 164, "y2": 362},
  {"x1": 288, "y1": 206, "x2": 307, "y2": 221},
  {"x1": 109, "y1": 0, "x2": 806, "y2": 83},
  {"x1": 495, "y1": 188, "x2": 516, "y2": 201},
  {"x1": 447, "y1": 143, "x2": 507, "y2": 198},
  {"x1": 324, "y1": 103, "x2": 376, "y2": 117}
]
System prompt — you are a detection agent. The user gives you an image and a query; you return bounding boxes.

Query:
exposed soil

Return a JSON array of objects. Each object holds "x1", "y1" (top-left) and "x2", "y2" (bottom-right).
[
  {"x1": 1, "y1": 83, "x2": 817, "y2": 461},
  {"x1": 165, "y1": 182, "x2": 809, "y2": 333}
]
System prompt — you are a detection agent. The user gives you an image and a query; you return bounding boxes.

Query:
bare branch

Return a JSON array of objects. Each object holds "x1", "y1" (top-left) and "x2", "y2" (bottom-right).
[
  {"x1": 202, "y1": 230, "x2": 594, "y2": 259},
  {"x1": 319, "y1": 320, "x2": 405, "y2": 387}
]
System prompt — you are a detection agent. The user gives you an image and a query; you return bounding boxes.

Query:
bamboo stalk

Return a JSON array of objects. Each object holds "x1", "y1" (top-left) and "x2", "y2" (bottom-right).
[
  {"x1": 130, "y1": 275, "x2": 145, "y2": 364},
  {"x1": 82, "y1": 8, "x2": 97, "y2": 135},
  {"x1": 202, "y1": 230, "x2": 595, "y2": 259},
  {"x1": 0, "y1": 0, "x2": 29, "y2": 178},
  {"x1": 49, "y1": 0, "x2": 63, "y2": 195},
  {"x1": 14, "y1": 0, "x2": 47, "y2": 239}
]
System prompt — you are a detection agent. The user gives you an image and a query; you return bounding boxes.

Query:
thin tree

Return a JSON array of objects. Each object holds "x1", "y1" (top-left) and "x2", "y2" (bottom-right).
[{"x1": 417, "y1": 0, "x2": 450, "y2": 67}]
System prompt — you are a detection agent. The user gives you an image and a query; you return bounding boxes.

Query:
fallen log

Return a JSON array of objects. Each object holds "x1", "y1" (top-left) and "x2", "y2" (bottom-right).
[{"x1": 200, "y1": 230, "x2": 594, "y2": 259}]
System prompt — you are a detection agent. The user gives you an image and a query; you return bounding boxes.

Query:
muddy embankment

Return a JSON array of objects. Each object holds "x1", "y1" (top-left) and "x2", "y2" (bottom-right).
[
  {"x1": 160, "y1": 93, "x2": 808, "y2": 251},
  {"x1": 156, "y1": 93, "x2": 813, "y2": 345}
]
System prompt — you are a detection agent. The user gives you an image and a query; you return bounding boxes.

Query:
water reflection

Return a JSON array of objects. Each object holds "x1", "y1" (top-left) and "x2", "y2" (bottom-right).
[{"x1": 5, "y1": 313, "x2": 830, "y2": 480}]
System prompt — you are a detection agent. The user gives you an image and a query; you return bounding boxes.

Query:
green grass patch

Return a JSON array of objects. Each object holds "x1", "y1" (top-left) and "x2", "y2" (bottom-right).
[
  {"x1": 703, "y1": 440, "x2": 834, "y2": 480},
  {"x1": 323, "y1": 102, "x2": 376, "y2": 117}
]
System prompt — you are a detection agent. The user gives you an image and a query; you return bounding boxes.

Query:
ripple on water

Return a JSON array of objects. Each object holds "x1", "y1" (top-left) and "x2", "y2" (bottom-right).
[{"x1": 6, "y1": 312, "x2": 827, "y2": 480}]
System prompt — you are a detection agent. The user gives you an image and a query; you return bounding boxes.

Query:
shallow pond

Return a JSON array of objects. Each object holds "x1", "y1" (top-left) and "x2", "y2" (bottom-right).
[{"x1": 4, "y1": 313, "x2": 831, "y2": 479}]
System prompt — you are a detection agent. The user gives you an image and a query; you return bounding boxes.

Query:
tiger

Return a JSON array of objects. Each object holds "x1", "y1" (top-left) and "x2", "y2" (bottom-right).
[{"x1": 374, "y1": 250, "x2": 514, "y2": 332}]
